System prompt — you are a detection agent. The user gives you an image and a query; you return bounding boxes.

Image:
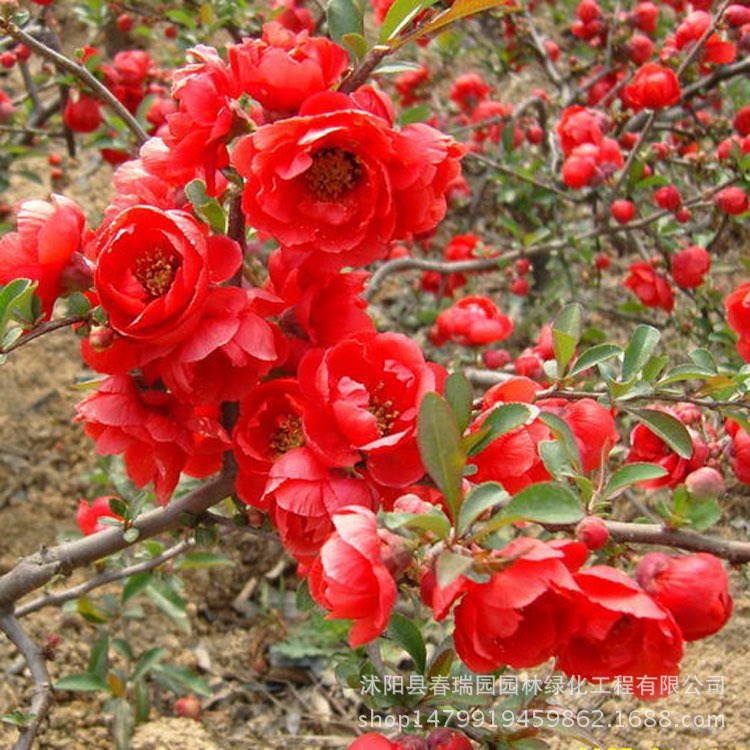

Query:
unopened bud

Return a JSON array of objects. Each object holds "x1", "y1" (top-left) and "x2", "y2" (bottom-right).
[
  {"x1": 575, "y1": 516, "x2": 609, "y2": 550},
  {"x1": 685, "y1": 467, "x2": 725, "y2": 500}
]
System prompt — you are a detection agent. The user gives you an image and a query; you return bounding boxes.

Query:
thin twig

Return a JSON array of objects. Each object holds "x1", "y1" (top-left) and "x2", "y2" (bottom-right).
[
  {"x1": 338, "y1": 45, "x2": 391, "y2": 95},
  {"x1": 16, "y1": 540, "x2": 193, "y2": 618},
  {"x1": 2, "y1": 315, "x2": 87, "y2": 355},
  {"x1": 0, "y1": 613, "x2": 53, "y2": 750},
  {"x1": 0, "y1": 19, "x2": 148, "y2": 146}
]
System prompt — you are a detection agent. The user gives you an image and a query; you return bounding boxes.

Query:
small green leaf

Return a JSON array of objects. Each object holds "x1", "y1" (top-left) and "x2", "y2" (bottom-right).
[
  {"x1": 123, "y1": 527, "x2": 140, "y2": 543},
  {"x1": 184, "y1": 179, "x2": 226, "y2": 234},
  {"x1": 464, "y1": 403, "x2": 532, "y2": 457},
  {"x1": 602, "y1": 462, "x2": 669, "y2": 498},
  {"x1": 77, "y1": 596, "x2": 109, "y2": 624},
  {"x1": 473, "y1": 483, "x2": 583, "y2": 541},
  {"x1": 146, "y1": 581, "x2": 190, "y2": 633},
  {"x1": 341, "y1": 32, "x2": 368, "y2": 59},
  {"x1": 296, "y1": 578, "x2": 318, "y2": 612},
  {"x1": 538, "y1": 412, "x2": 582, "y2": 471},
  {"x1": 382, "y1": 509, "x2": 451, "y2": 539},
  {"x1": 417, "y1": 393, "x2": 466, "y2": 520},
  {"x1": 121, "y1": 571, "x2": 152, "y2": 605},
  {"x1": 380, "y1": 0, "x2": 440, "y2": 41},
  {"x1": 132, "y1": 647, "x2": 167, "y2": 682},
  {"x1": 426, "y1": 646, "x2": 454, "y2": 679},
  {"x1": 552, "y1": 303, "x2": 583, "y2": 372},
  {"x1": 444, "y1": 370, "x2": 473, "y2": 432},
  {"x1": 458, "y1": 482, "x2": 509, "y2": 535},
  {"x1": 387, "y1": 612, "x2": 427, "y2": 673},
  {"x1": 151, "y1": 663, "x2": 211, "y2": 697},
  {"x1": 0, "y1": 278, "x2": 38, "y2": 335},
  {"x1": 621, "y1": 325, "x2": 661, "y2": 381},
  {"x1": 327, "y1": 0, "x2": 364, "y2": 44},
  {"x1": 681, "y1": 497, "x2": 721, "y2": 531},
  {"x1": 435, "y1": 550, "x2": 474, "y2": 588},
  {"x1": 658, "y1": 363, "x2": 718, "y2": 385},
  {"x1": 55, "y1": 673, "x2": 110, "y2": 692},
  {"x1": 630, "y1": 408, "x2": 693, "y2": 459},
  {"x1": 689, "y1": 348, "x2": 717, "y2": 373},
  {"x1": 88, "y1": 633, "x2": 110, "y2": 680}
]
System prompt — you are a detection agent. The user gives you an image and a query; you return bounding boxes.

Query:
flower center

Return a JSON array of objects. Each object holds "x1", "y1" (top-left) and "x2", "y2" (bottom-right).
[
  {"x1": 134, "y1": 249, "x2": 180, "y2": 299},
  {"x1": 370, "y1": 398, "x2": 399, "y2": 436},
  {"x1": 270, "y1": 414, "x2": 305, "y2": 456},
  {"x1": 304, "y1": 148, "x2": 362, "y2": 201}
]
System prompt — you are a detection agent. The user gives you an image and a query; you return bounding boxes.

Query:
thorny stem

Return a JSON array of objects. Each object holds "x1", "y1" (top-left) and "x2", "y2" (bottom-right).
[{"x1": 0, "y1": 18, "x2": 148, "y2": 146}]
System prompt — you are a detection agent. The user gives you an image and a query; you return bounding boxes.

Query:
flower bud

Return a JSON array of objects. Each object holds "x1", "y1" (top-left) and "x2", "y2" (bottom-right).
[
  {"x1": 428, "y1": 728, "x2": 473, "y2": 750},
  {"x1": 575, "y1": 516, "x2": 609, "y2": 550},
  {"x1": 685, "y1": 467, "x2": 725, "y2": 499}
]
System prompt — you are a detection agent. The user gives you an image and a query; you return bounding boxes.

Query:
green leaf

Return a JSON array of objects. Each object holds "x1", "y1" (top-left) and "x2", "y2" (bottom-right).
[
  {"x1": 426, "y1": 646, "x2": 454, "y2": 679},
  {"x1": 151, "y1": 663, "x2": 211, "y2": 697},
  {"x1": 387, "y1": 612, "x2": 427, "y2": 673},
  {"x1": 621, "y1": 325, "x2": 661, "y2": 381},
  {"x1": 88, "y1": 633, "x2": 110, "y2": 680},
  {"x1": 327, "y1": 0, "x2": 364, "y2": 44},
  {"x1": 391, "y1": 0, "x2": 521, "y2": 48},
  {"x1": 121, "y1": 571, "x2": 152, "y2": 605},
  {"x1": 458, "y1": 482, "x2": 509, "y2": 535},
  {"x1": 464, "y1": 403, "x2": 532, "y2": 457},
  {"x1": 444, "y1": 370, "x2": 473, "y2": 432},
  {"x1": 341, "y1": 32, "x2": 368, "y2": 59},
  {"x1": 1, "y1": 710, "x2": 33, "y2": 728},
  {"x1": 474, "y1": 482, "x2": 583, "y2": 540},
  {"x1": 382, "y1": 509, "x2": 451, "y2": 539},
  {"x1": 0, "y1": 278, "x2": 38, "y2": 336},
  {"x1": 538, "y1": 412, "x2": 582, "y2": 471},
  {"x1": 184, "y1": 179, "x2": 226, "y2": 234},
  {"x1": 296, "y1": 578, "x2": 318, "y2": 612},
  {"x1": 658, "y1": 363, "x2": 717, "y2": 385},
  {"x1": 681, "y1": 497, "x2": 721, "y2": 531},
  {"x1": 538, "y1": 440, "x2": 574, "y2": 479},
  {"x1": 132, "y1": 647, "x2": 167, "y2": 682},
  {"x1": 173, "y1": 552, "x2": 233, "y2": 570},
  {"x1": 602, "y1": 462, "x2": 669, "y2": 498},
  {"x1": 77, "y1": 596, "x2": 109, "y2": 624},
  {"x1": 417, "y1": 393, "x2": 465, "y2": 520},
  {"x1": 134, "y1": 679, "x2": 150, "y2": 724},
  {"x1": 552, "y1": 303, "x2": 583, "y2": 372},
  {"x1": 112, "y1": 697, "x2": 133, "y2": 750},
  {"x1": 630, "y1": 408, "x2": 693, "y2": 459},
  {"x1": 380, "y1": 0, "x2": 440, "y2": 41},
  {"x1": 55, "y1": 673, "x2": 110, "y2": 692},
  {"x1": 146, "y1": 581, "x2": 190, "y2": 633},
  {"x1": 689, "y1": 348, "x2": 717, "y2": 373},
  {"x1": 435, "y1": 550, "x2": 474, "y2": 588},
  {"x1": 123, "y1": 527, "x2": 140, "y2": 543}
]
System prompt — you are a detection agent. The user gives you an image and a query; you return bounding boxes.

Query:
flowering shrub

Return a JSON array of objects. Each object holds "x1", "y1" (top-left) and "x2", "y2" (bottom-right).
[{"x1": 1, "y1": 0, "x2": 750, "y2": 749}]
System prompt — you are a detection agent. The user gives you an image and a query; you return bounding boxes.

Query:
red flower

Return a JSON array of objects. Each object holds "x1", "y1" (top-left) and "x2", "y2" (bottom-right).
[
  {"x1": 432, "y1": 295, "x2": 513, "y2": 347},
  {"x1": 298, "y1": 333, "x2": 445, "y2": 486},
  {"x1": 636, "y1": 553, "x2": 733, "y2": 641},
  {"x1": 623, "y1": 261, "x2": 674, "y2": 312},
  {"x1": 0, "y1": 90, "x2": 16, "y2": 121},
  {"x1": 450, "y1": 538, "x2": 586, "y2": 672},
  {"x1": 228, "y1": 23, "x2": 349, "y2": 116},
  {"x1": 725, "y1": 419, "x2": 750, "y2": 483},
  {"x1": 63, "y1": 91, "x2": 102, "y2": 133},
  {"x1": 449, "y1": 73, "x2": 491, "y2": 113},
  {"x1": 626, "y1": 414, "x2": 708, "y2": 488},
  {"x1": 557, "y1": 106, "x2": 604, "y2": 155},
  {"x1": 467, "y1": 377, "x2": 553, "y2": 493},
  {"x1": 610, "y1": 199, "x2": 635, "y2": 224},
  {"x1": 671, "y1": 245, "x2": 710, "y2": 289},
  {"x1": 725, "y1": 281, "x2": 750, "y2": 341},
  {"x1": 627, "y1": 63, "x2": 681, "y2": 110},
  {"x1": 557, "y1": 566, "x2": 684, "y2": 698},
  {"x1": 92, "y1": 206, "x2": 241, "y2": 346},
  {"x1": 537, "y1": 397, "x2": 619, "y2": 472},
  {"x1": 714, "y1": 186, "x2": 749, "y2": 215},
  {"x1": 654, "y1": 184, "x2": 682, "y2": 210},
  {"x1": 75, "y1": 375, "x2": 230, "y2": 504},
  {"x1": 420, "y1": 233, "x2": 496, "y2": 297},
  {"x1": 76, "y1": 496, "x2": 122, "y2": 536},
  {"x1": 232, "y1": 91, "x2": 464, "y2": 273},
  {"x1": 308, "y1": 506, "x2": 397, "y2": 647},
  {"x1": 265, "y1": 447, "x2": 376, "y2": 561},
  {"x1": 346, "y1": 735, "x2": 398, "y2": 750},
  {"x1": 0, "y1": 195, "x2": 88, "y2": 317},
  {"x1": 152, "y1": 287, "x2": 287, "y2": 404}
]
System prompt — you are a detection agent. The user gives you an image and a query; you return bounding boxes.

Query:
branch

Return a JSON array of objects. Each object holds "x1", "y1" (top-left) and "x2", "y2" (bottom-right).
[
  {"x1": 605, "y1": 520, "x2": 750, "y2": 564},
  {"x1": 0, "y1": 19, "x2": 148, "y2": 146},
  {"x1": 338, "y1": 45, "x2": 391, "y2": 94},
  {"x1": 2, "y1": 315, "x2": 88, "y2": 355},
  {"x1": 523, "y1": 11, "x2": 569, "y2": 99},
  {"x1": 0, "y1": 474, "x2": 234, "y2": 611},
  {"x1": 15, "y1": 540, "x2": 193, "y2": 618},
  {"x1": 0, "y1": 613, "x2": 53, "y2": 750}
]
